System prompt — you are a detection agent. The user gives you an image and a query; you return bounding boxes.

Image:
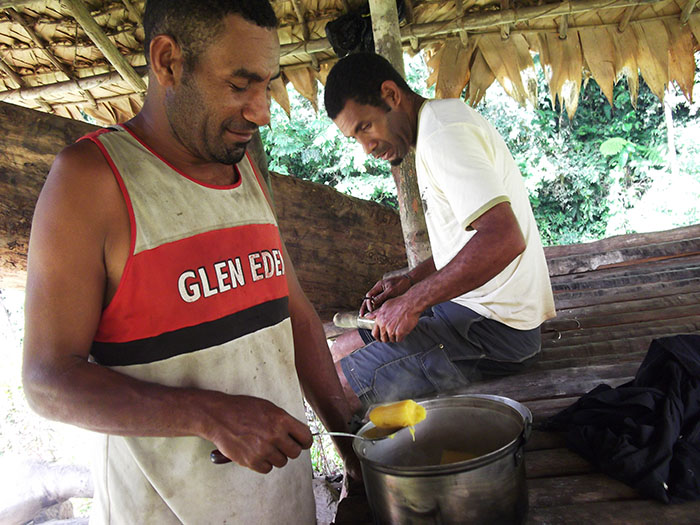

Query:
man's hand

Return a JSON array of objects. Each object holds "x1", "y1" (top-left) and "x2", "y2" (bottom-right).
[
  {"x1": 360, "y1": 274, "x2": 412, "y2": 316},
  {"x1": 365, "y1": 293, "x2": 423, "y2": 343},
  {"x1": 204, "y1": 394, "x2": 313, "y2": 474}
]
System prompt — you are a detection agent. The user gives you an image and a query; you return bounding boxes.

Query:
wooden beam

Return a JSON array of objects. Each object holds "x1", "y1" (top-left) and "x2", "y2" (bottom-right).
[
  {"x1": 681, "y1": 0, "x2": 698, "y2": 23},
  {"x1": 120, "y1": 0, "x2": 140, "y2": 22},
  {"x1": 61, "y1": 0, "x2": 146, "y2": 93},
  {"x1": 0, "y1": 66, "x2": 148, "y2": 103}
]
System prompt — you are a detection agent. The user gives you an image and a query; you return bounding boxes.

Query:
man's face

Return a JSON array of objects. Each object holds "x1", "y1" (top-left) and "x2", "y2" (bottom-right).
[
  {"x1": 165, "y1": 14, "x2": 280, "y2": 165},
  {"x1": 333, "y1": 98, "x2": 414, "y2": 167}
]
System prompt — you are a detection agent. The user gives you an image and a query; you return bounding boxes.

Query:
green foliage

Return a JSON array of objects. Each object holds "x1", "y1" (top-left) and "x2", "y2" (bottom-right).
[{"x1": 475, "y1": 55, "x2": 700, "y2": 245}]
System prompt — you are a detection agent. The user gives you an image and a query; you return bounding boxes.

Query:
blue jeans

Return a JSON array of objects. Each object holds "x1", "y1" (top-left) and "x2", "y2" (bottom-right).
[{"x1": 339, "y1": 301, "x2": 541, "y2": 407}]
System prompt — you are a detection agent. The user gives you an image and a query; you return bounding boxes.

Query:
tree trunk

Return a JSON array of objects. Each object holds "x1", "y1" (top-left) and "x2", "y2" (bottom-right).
[
  {"x1": 664, "y1": 89, "x2": 678, "y2": 178},
  {"x1": 369, "y1": 0, "x2": 432, "y2": 268}
]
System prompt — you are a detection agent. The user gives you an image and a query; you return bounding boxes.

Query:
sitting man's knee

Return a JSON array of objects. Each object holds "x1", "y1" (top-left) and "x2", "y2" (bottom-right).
[{"x1": 330, "y1": 330, "x2": 366, "y2": 363}]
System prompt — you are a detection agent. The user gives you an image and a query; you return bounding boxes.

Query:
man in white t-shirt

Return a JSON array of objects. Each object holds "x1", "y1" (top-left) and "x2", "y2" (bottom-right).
[{"x1": 324, "y1": 53, "x2": 556, "y2": 412}]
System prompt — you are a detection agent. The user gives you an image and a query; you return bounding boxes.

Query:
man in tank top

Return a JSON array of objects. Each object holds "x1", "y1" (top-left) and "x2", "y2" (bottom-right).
[{"x1": 22, "y1": 1, "x2": 359, "y2": 523}]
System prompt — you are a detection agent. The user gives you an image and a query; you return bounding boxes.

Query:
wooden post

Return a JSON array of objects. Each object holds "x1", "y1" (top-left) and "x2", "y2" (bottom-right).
[{"x1": 368, "y1": 0, "x2": 431, "y2": 269}]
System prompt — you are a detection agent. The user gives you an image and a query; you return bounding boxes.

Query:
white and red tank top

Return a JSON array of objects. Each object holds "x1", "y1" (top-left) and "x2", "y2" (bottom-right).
[{"x1": 80, "y1": 126, "x2": 315, "y2": 524}]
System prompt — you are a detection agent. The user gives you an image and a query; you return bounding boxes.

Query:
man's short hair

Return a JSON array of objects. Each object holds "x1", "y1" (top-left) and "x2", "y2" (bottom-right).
[
  {"x1": 324, "y1": 52, "x2": 413, "y2": 120},
  {"x1": 143, "y1": 0, "x2": 278, "y2": 68}
]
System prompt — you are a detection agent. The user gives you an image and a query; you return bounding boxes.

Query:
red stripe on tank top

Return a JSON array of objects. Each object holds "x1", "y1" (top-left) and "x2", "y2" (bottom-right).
[{"x1": 94, "y1": 223, "x2": 289, "y2": 343}]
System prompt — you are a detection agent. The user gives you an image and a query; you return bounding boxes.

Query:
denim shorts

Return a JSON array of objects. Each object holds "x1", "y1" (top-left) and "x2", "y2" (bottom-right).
[{"x1": 339, "y1": 301, "x2": 541, "y2": 407}]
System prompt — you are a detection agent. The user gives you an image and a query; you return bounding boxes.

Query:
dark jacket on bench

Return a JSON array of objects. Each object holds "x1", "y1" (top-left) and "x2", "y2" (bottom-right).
[{"x1": 547, "y1": 334, "x2": 700, "y2": 503}]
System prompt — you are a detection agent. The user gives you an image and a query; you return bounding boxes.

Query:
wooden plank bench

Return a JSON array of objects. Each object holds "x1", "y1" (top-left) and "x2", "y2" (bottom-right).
[{"x1": 332, "y1": 224, "x2": 700, "y2": 524}]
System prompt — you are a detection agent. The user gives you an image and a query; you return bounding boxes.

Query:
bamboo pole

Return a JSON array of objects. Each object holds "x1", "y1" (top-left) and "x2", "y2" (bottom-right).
[
  {"x1": 61, "y1": 0, "x2": 146, "y2": 93},
  {"x1": 120, "y1": 0, "x2": 140, "y2": 22},
  {"x1": 681, "y1": 0, "x2": 698, "y2": 23},
  {"x1": 368, "y1": 0, "x2": 431, "y2": 269},
  {"x1": 0, "y1": 66, "x2": 147, "y2": 103}
]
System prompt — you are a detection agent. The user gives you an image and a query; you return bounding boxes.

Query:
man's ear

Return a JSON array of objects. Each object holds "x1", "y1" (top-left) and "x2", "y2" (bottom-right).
[
  {"x1": 380, "y1": 80, "x2": 403, "y2": 109},
  {"x1": 149, "y1": 34, "x2": 185, "y2": 88}
]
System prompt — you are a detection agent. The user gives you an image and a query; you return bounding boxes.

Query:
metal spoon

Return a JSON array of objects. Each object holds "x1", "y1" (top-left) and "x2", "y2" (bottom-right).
[
  {"x1": 314, "y1": 430, "x2": 395, "y2": 441},
  {"x1": 210, "y1": 429, "x2": 396, "y2": 464}
]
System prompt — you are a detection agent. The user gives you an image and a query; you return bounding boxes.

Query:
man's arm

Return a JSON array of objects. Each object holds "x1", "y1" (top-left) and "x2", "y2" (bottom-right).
[
  {"x1": 23, "y1": 142, "x2": 313, "y2": 474},
  {"x1": 284, "y1": 253, "x2": 362, "y2": 479},
  {"x1": 251, "y1": 162, "x2": 361, "y2": 479},
  {"x1": 367, "y1": 201, "x2": 525, "y2": 342}
]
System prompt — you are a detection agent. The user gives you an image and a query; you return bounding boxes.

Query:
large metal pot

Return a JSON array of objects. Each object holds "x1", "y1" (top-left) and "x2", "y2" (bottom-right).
[{"x1": 353, "y1": 394, "x2": 532, "y2": 524}]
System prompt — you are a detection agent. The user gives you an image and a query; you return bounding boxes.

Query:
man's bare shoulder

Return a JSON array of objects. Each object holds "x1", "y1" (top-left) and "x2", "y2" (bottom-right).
[
  {"x1": 44, "y1": 136, "x2": 125, "y2": 206},
  {"x1": 35, "y1": 136, "x2": 127, "y2": 241},
  {"x1": 50, "y1": 137, "x2": 112, "y2": 182}
]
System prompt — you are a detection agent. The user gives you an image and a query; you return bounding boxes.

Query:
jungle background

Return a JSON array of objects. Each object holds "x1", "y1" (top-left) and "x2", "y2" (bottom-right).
[{"x1": 1, "y1": 50, "x2": 699, "y2": 516}]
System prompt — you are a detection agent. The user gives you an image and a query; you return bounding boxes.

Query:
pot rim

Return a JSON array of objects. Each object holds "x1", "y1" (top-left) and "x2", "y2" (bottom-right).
[{"x1": 353, "y1": 394, "x2": 532, "y2": 476}]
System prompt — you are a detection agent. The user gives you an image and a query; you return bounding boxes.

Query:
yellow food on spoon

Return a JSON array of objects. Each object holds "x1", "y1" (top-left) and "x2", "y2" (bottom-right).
[{"x1": 368, "y1": 400, "x2": 426, "y2": 441}]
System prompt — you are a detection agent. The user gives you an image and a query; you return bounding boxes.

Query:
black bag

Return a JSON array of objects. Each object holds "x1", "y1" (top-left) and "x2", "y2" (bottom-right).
[
  {"x1": 325, "y1": 1, "x2": 406, "y2": 58},
  {"x1": 325, "y1": 8, "x2": 374, "y2": 58}
]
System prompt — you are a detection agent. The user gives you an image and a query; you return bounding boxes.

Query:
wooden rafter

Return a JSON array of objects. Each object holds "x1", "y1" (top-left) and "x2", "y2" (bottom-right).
[
  {"x1": 0, "y1": 65, "x2": 147, "y2": 103},
  {"x1": 120, "y1": 0, "x2": 140, "y2": 22},
  {"x1": 61, "y1": 0, "x2": 146, "y2": 93},
  {"x1": 7, "y1": 7, "x2": 97, "y2": 107},
  {"x1": 681, "y1": 0, "x2": 698, "y2": 23}
]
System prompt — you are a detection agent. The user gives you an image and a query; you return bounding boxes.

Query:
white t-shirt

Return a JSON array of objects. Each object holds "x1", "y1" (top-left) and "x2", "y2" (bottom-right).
[{"x1": 415, "y1": 99, "x2": 555, "y2": 330}]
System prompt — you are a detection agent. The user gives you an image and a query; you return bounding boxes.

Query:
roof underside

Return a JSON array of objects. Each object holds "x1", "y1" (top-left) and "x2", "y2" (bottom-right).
[{"x1": 0, "y1": 0, "x2": 698, "y2": 125}]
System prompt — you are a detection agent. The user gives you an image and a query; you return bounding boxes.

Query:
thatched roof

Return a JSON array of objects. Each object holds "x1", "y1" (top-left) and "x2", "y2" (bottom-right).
[{"x1": 0, "y1": 0, "x2": 698, "y2": 125}]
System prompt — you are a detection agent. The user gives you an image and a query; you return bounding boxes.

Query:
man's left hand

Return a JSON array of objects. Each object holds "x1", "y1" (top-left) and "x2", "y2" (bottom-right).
[{"x1": 366, "y1": 294, "x2": 422, "y2": 343}]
